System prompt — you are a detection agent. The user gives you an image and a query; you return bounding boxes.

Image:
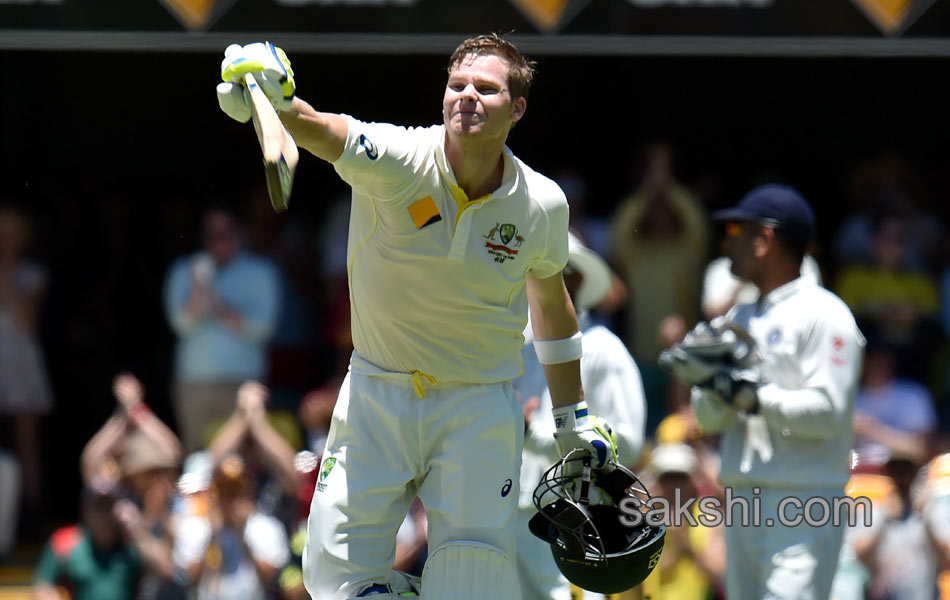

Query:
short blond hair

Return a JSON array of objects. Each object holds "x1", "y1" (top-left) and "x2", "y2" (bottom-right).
[{"x1": 447, "y1": 33, "x2": 537, "y2": 100}]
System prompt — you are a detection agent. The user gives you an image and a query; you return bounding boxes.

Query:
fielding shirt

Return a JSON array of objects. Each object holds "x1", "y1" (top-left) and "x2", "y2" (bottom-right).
[
  {"x1": 692, "y1": 276, "x2": 865, "y2": 489},
  {"x1": 332, "y1": 116, "x2": 569, "y2": 384}
]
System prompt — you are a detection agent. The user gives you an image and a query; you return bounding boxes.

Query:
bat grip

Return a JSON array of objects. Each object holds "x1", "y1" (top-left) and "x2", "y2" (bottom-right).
[{"x1": 579, "y1": 455, "x2": 592, "y2": 506}]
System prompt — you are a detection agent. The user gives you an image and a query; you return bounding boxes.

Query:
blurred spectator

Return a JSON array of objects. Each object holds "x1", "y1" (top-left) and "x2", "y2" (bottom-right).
[
  {"x1": 31, "y1": 478, "x2": 167, "y2": 600},
  {"x1": 854, "y1": 453, "x2": 945, "y2": 600},
  {"x1": 852, "y1": 336, "x2": 938, "y2": 465},
  {"x1": 916, "y1": 453, "x2": 950, "y2": 599},
  {"x1": 653, "y1": 411, "x2": 722, "y2": 501},
  {"x1": 833, "y1": 154, "x2": 942, "y2": 272},
  {"x1": 163, "y1": 207, "x2": 281, "y2": 452},
  {"x1": 646, "y1": 442, "x2": 725, "y2": 600},
  {"x1": 206, "y1": 381, "x2": 301, "y2": 532},
  {"x1": 609, "y1": 142, "x2": 709, "y2": 433},
  {"x1": 172, "y1": 454, "x2": 289, "y2": 600},
  {"x1": 0, "y1": 207, "x2": 53, "y2": 533},
  {"x1": 835, "y1": 215, "x2": 940, "y2": 379},
  {"x1": 78, "y1": 372, "x2": 187, "y2": 600},
  {"x1": 830, "y1": 450, "x2": 893, "y2": 600},
  {"x1": 80, "y1": 373, "x2": 182, "y2": 488}
]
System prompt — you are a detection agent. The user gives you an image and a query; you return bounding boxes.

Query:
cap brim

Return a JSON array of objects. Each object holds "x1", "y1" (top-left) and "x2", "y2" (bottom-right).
[
  {"x1": 711, "y1": 207, "x2": 756, "y2": 222},
  {"x1": 568, "y1": 246, "x2": 612, "y2": 310}
]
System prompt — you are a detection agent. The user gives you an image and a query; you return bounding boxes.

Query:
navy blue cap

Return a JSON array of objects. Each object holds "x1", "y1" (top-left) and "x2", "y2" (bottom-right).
[{"x1": 712, "y1": 184, "x2": 815, "y2": 247}]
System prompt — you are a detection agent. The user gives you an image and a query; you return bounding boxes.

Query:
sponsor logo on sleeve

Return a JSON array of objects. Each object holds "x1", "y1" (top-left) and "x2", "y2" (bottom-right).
[{"x1": 358, "y1": 134, "x2": 378, "y2": 160}]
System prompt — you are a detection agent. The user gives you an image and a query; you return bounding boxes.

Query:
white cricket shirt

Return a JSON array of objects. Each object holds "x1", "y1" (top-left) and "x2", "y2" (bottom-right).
[
  {"x1": 332, "y1": 116, "x2": 569, "y2": 384},
  {"x1": 692, "y1": 276, "x2": 866, "y2": 489}
]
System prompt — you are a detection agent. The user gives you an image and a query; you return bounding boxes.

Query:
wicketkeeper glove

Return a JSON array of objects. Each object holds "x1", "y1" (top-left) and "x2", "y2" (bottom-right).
[
  {"x1": 659, "y1": 318, "x2": 760, "y2": 383},
  {"x1": 696, "y1": 366, "x2": 761, "y2": 413},
  {"x1": 219, "y1": 41, "x2": 296, "y2": 112},
  {"x1": 553, "y1": 401, "x2": 618, "y2": 469}
]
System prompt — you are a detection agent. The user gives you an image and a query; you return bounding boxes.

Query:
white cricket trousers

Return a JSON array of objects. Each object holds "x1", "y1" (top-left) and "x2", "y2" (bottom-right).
[
  {"x1": 303, "y1": 353, "x2": 524, "y2": 600},
  {"x1": 724, "y1": 486, "x2": 846, "y2": 600}
]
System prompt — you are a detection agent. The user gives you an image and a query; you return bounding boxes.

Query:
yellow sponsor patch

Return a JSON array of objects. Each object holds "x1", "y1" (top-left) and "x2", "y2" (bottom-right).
[{"x1": 408, "y1": 196, "x2": 442, "y2": 229}]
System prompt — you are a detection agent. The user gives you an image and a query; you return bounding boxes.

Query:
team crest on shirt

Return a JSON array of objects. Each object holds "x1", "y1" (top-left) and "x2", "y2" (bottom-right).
[
  {"x1": 316, "y1": 457, "x2": 337, "y2": 492},
  {"x1": 484, "y1": 222, "x2": 525, "y2": 263}
]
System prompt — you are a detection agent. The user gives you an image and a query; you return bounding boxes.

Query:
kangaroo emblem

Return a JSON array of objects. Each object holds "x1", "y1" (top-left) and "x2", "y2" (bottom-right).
[
  {"x1": 484, "y1": 222, "x2": 501, "y2": 240},
  {"x1": 514, "y1": 234, "x2": 525, "y2": 248}
]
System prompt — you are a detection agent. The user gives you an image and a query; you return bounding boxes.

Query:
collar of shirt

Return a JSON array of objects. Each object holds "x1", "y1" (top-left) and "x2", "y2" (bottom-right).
[
  {"x1": 434, "y1": 128, "x2": 521, "y2": 261},
  {"x1": 756, "y1": 275, "x2": 809, "y2": 312}
]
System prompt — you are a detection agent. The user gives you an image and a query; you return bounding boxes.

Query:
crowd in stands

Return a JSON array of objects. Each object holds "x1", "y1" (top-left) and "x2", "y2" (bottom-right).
[{"x1": 0, "y1": 144, "x2": 948, "y2": 599}]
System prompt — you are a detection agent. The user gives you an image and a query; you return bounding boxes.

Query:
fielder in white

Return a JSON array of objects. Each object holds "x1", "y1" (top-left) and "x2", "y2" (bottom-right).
[
  {"x1": 665, "y1": 184, "x2": 865, "y2": 600},
  {"x1": 216, "y1": 35, "x2": 617, "y2": 600},
  {"x1": 514, "y1": 233, "x2": 646, "y2": 600}
]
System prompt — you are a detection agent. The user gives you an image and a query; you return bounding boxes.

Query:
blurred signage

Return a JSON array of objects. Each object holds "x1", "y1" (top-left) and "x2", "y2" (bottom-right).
[
  {"x1": 850, "y1": 0, "x2": 937, "y2": 34},
  {"x1": 160, "y1": 0, "x2": 235, "y2": 29},
  {"x1": 509, "y1": 0, "x2": 591, "y2": 33},
  {"x1": 1, "y1": 0, "x2": 948, "y2": 37}
]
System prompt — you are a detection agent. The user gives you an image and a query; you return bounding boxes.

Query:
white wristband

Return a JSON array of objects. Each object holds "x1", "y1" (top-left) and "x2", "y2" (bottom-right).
[
  {"x1": 534, "y1": 331, "x2": 583, "y2": 365},
  {"x1": 552, "y1": 400, "x2": 589, "y2": 431}
]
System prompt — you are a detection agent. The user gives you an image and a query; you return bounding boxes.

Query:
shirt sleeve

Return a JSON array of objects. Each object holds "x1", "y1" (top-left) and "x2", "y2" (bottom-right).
[
  {"x1": 757, "y1": 303, "x2": 865, "y2": 440},
  {"x1": 244, "y1": 514, "x2": 290, "y2": 568},
  {"x1": 172, "y1": 516, "x2": 211, "y2": 567},
  {"x1": 31, "y1": 543, "x2": 60, "y2": 585},
  {"x1": 163, "y1": 257, "x2": 199, "y2": 336},
  {"x1": 332, "y1": 115, "x2": 427, "y2": 202},
  {"x1": 233, "y1": 259, "x2": 281, "y2": 344},
  {"x1": 529, "y1": 192, "x2": 569, "y2": 279}
]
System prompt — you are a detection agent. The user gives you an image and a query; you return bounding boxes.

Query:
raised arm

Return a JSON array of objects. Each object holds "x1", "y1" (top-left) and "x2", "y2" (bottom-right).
[
  {"x1": 215, "y1": 42, "x2": 348, "y2": 163},
  {"x1": 280, "y1": 98, "x2": 348, "y2": 163}
]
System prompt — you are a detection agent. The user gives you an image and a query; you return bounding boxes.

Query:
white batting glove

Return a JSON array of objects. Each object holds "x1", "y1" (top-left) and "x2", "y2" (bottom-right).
[
  {"x1": 553, "y1": 401, "x2": 618, "y2": 469},
  {"x1": 216, "y1": 81, "x2": 251, "y2": 123},
  {"x1": 220, "y1": 41, "x2": 296, "y2": 112}
]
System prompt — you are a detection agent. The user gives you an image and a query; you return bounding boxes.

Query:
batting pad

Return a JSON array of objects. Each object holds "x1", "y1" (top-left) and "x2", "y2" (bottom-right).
[{"x1": 422, "y1": 541, "x2": 521, "y2": 600}]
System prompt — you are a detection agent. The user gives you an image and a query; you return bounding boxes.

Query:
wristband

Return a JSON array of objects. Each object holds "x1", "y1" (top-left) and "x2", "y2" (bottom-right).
[
  {"x1": 552, "y1": 400, "x2": 589, "y2": 431},
  {"x1": 534, "y1": 331, "x2": 583, "y2": 365}
]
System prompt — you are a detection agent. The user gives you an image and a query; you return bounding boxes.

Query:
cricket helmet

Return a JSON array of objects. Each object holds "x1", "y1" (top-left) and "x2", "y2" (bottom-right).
[{"x1": 529, "y1": 450, "x2": 665, "y2": 594}]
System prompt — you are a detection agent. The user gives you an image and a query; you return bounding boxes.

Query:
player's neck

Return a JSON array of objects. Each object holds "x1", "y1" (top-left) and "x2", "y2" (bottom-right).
[
  {"x1": 445, "y1": 136, "x2": 505, "y2": 200},
  {"x1": 755, "y1": 262, "x2": 800, "y2": 297}
]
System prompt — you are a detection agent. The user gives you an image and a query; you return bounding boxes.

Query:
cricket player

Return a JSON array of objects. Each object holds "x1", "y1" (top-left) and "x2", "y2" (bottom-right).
[
  {"x1": 216, "y1": 35, "x2": 616, "y2": 600},
  {"x1": 514, "y1": 232, "x2": 646, "y2": 600},
  {"x1": 665, "y1": 184, "x2": 865, "y2": 600}
]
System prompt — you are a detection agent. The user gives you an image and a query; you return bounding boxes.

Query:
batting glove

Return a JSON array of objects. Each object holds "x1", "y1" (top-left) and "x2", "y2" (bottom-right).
[
  {"x1": 697, "y1": 367, "x2": 761, "y2": 413},
  {"x1": 553, "y1": 401, "x2": 618, "y2": 469},
  {"x1": 220, "y1": 41, "x2": 295, "y2": 112}
]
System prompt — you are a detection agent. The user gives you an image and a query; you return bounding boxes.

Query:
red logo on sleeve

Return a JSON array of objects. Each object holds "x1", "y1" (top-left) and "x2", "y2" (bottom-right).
[{"x1": 831, "y1": 336, "x2": 847, "y2": 366}]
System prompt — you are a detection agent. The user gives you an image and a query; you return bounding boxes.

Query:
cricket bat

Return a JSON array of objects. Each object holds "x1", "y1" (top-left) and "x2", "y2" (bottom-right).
[{"x1": 242, "y1": 72, "x2": 298, "y2": 212}]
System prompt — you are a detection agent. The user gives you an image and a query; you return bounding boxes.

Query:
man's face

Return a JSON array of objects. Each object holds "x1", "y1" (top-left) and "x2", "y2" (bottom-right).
[
  {"x1": 725, "y1": 220, "x2": 763, "y2": 281},
  {"x1": 203, "y1": 211, "x2": 239, "y2": 265},
  {"x1": 443, "y1": 53, "x2": 525, "y2": 143}
]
